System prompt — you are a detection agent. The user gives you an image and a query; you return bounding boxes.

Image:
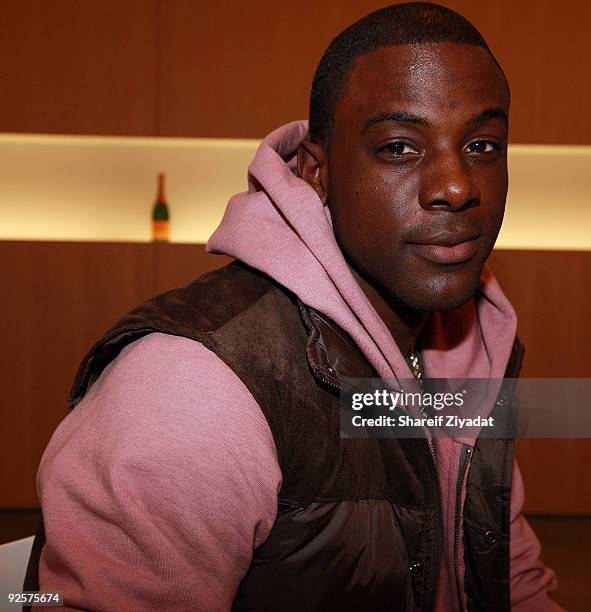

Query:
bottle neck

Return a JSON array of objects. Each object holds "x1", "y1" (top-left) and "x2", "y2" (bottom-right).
[{"x1": 157, "y1": 173, "x2": 166, "y2": 203}]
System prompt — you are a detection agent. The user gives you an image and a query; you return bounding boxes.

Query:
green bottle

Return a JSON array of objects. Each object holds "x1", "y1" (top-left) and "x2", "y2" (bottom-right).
[{"x1": 152, "y1": 172, "x2": 169, "y2": 242}]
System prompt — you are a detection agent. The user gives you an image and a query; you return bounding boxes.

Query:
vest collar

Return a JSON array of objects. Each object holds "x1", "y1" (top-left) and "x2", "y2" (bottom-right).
[
  {"x1": 297, "y1": 299, "x2": 525, "y2": 390},
  {"x1": 298, "y1": 300, "x2": 377, "y2": 389}
]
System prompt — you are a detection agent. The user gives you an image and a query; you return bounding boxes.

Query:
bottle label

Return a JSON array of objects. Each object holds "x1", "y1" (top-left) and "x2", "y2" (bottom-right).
[{"x1": 152, "y1": 220, "x2": 169, "y2": 241}]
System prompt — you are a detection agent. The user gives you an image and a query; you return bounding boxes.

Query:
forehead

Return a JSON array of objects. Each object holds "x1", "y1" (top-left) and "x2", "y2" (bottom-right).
[{"x1": 336, "y1": 42, "x2": 509, "y2": 128}]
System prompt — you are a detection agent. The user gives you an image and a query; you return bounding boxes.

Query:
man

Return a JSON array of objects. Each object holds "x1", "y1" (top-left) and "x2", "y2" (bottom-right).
[{"x1": 28, "y1": 3, "x2": 561, "y2": 610}]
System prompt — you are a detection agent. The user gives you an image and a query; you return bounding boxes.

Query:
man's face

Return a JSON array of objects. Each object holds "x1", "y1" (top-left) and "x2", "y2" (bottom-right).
[{"x1": 326, "y1": 42, "x2": 510, "y2": 311}]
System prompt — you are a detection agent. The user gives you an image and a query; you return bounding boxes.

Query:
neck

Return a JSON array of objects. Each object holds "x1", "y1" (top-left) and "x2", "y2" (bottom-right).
[{"x1": 349, "y1": 266, "x2": 430, "y2": 357}]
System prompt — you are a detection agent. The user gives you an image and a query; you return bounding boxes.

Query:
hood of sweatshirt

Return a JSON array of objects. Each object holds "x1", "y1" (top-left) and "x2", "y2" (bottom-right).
[{"x1": 207, "y1": 120, "x2": 517, "y2": 411}]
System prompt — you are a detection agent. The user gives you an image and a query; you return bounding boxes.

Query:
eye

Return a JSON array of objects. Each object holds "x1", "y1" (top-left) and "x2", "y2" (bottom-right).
[
  {"x1": 465, "y1": 140, "x2": 501, "y2": 154},
  {"x1": 377, "y1": 141, "x2": 419, "y2": 157}
]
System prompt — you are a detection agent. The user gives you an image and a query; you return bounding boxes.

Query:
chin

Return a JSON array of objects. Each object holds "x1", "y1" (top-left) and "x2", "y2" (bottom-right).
[
  {"x1": 395, "y1": 267, "x2": 483, "y2": 312},
  {"x1": 430, "y1": 290, "x2": 477, "y2": 312}
]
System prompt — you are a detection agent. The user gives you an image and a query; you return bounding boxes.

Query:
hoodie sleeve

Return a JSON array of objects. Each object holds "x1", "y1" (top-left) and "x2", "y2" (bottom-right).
[
  {"x1": 37, "y1": 332, "x2": 282, "y2": 612},
  {"x1": 509, "y1": 459, "x2": 564, "y2": 611}
]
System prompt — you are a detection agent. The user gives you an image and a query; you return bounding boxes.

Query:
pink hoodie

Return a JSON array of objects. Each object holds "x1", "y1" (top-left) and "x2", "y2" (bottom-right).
[{"x1": 37, "y1": 121, "x2": 561, "y2": 611}]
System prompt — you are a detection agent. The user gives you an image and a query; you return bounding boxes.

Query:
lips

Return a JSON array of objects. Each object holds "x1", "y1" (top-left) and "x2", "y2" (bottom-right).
[{"x1": 409, "y1": 231, "x2": 481, "y2": 265}]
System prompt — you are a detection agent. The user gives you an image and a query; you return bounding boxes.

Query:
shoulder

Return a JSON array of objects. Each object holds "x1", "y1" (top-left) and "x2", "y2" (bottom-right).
[
  {"x1": 41, "y1": 332, "x2": 281, "y2": 487},
  {"x1": 146, "y1": 261, "x2": 284, "y2": 332},
  {"x1": 92, "y1": 331, "x2": 274, "y2": 430},
  {"x1": 68, "y1": 262, "x2": 299, "y2": 408}
]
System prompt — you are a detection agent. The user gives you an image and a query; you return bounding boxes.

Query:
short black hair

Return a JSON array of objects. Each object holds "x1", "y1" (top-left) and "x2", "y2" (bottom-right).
[{"x1": 309, "y1": 2, "x2": 507, "y2": 145}]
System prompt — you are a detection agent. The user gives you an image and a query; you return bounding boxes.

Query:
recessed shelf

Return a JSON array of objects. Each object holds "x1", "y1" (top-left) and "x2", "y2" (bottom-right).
[{"x1": 1, "y1": 133, "x2": 589, "y2": 250}]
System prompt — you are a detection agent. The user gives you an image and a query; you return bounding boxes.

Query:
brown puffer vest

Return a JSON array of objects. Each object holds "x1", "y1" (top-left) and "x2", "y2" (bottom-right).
[{"x1": 25, "y1": 260, "x2": 524, "y2": 612}]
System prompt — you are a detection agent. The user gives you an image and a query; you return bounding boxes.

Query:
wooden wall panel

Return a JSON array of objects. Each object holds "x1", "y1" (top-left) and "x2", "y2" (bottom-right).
[
  {"x1": 0, "y1": 241, "x2": 230, "y2": 507},
  {"x1": 0, "y1": 0, "x2": 589, "y2": 143},
  {"x1": 153, "y1": 243, "x2": 231, "y2": 294},
  {"x1": 154, "y1": 0, "x2": 355, "y2": 138},
  {"x1": 156, "y1": 0, "x2": 591, "y2": 143},
  {"x1": 0, "y1": 0, "x2": 157, "y2": 135},
  {"x1": 0, "y1": 242, "x2": 155, "y2": 507},
  {"x1": 1, "y1": 243, "x2": 590, "y2": 513},
  {"x1": 488, "y1": 250, "x2": 591, "y2": 515},
  {"x1": 444, "y1": 0, "x2": 591, "y2": 145},
  {"x1": 488, "y1": 250, "x2": 591, "y2": 379}
]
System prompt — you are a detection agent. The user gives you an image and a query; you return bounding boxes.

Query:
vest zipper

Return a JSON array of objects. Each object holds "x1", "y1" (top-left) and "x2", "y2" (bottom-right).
[
  {"x1": 311, "y1": 367, "x2": 442, "y2": 610},
  {"x1": 311, "y1": 368, "x2": 343, "y2": 392},
  {"x1": 424, "y1": 433, "x2": 443, "y2": 612},
  {"x1": 299, "y1": 299, "x2": 443, "y2": 609},
  {"x1": 454, "y1": 444, "x2": 472, "y2": 612}
]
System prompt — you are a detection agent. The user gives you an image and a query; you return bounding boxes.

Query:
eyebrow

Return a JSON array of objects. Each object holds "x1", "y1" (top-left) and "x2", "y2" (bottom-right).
[
  {"x1": 362, "y1": 107, "x2": 508, "y2": 132},
  {"x1": 468, "y1": 107, "x2": 508, "y2": 126},
  {"x1": 362, "y1": 111, "x2": 428, "y2": 132}
]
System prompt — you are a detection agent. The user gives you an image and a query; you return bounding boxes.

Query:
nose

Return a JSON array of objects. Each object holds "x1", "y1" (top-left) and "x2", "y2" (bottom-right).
[{"x1": 419, "y1": 151, "x2": 480, "y2": 211}]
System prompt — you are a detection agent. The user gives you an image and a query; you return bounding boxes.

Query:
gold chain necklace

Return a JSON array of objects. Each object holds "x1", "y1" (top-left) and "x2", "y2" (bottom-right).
[
  {"x1": 407, "y1": 346, "x2": 424, "y2": 390},
  {"x1": 407, "y1": 346, "x2": 430, "y2": 419}
]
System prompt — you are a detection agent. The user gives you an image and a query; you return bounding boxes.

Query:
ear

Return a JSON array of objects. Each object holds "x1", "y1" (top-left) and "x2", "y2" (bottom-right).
[{"x1": 297, "y1": 139, "x2": 329, "y2": 205}]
